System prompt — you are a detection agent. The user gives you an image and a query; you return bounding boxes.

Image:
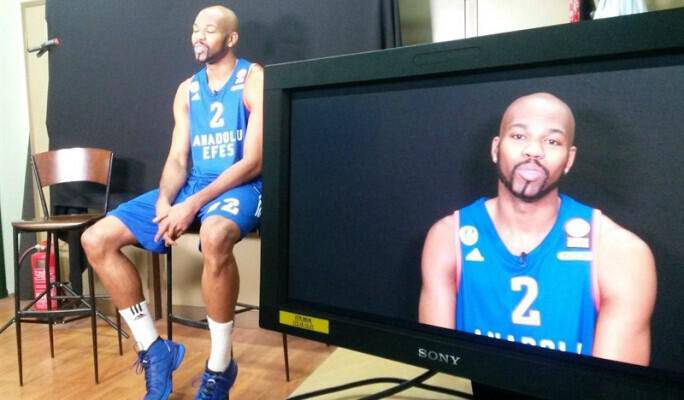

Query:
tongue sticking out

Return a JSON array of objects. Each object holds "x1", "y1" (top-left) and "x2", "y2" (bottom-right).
[
  {"x1": 516, "y1": 166, "x2": 545, "y2": 182},
  {"x1": 194, "y1": 44, "x2": 208, "y2": 61}
]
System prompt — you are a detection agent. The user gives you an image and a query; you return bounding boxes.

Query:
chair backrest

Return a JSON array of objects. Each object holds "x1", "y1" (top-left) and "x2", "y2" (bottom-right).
[{"x1": 32, "y1": 147, "x2": 114, "y2": 217}]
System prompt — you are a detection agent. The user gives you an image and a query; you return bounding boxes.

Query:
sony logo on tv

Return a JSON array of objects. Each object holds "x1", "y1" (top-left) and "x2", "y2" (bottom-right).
[{"x1": 418, "y1": 348, "x2": 461, "y2": 366}]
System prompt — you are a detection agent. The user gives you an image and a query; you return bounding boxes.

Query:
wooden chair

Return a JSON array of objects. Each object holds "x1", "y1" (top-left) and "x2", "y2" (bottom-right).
[{"x1": 9, "y1": 147, "x2": 123, "y2": 385}]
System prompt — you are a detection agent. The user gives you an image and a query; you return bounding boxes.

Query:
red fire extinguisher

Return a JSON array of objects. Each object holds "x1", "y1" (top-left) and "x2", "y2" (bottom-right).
[{"x1": 31, "y1": 242, "x2": 58, "y2": 311}]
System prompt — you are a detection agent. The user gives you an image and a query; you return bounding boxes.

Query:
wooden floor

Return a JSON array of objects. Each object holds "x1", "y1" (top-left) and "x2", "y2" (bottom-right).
[
  {"x1": 0, "y1": 296, "x2": 334, "y2": 399},
  {"x1": 291, "y1": 348, "x2": 472, "y2": 399}
]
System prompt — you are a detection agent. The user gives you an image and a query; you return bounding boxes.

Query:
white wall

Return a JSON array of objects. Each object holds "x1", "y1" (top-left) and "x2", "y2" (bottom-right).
[
  {"x1": 0, "y1": 0, "x2": 31, "y2": 295},
  {"x1": 478, "y1": 0, "x2": 568, "y2": 36},
  {"x1": 430, "y1": 0, "x2": 569, "y2": 42},
  {"x1": 430, "y1": 0, "x2": 471, "y2": 41}
]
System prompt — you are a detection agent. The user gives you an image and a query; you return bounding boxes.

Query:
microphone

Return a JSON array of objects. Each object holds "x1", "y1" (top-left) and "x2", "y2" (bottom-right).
[{"x1": 27, "y1": 37, "x2": 61, "y2": 57}]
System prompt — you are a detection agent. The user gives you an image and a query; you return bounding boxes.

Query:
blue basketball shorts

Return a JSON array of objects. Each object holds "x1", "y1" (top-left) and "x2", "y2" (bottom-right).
[{"x1": 108, "y1": 178, "x2": 262, "y2": 253}]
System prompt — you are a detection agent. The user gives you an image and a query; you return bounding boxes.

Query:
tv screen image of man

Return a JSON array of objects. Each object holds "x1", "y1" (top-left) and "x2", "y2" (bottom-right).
[
  {"x1": 81, "y1": 5, "x2": 263, "y2": 399},
  {"x1": 418, "y1": 92, "x2": 656, "y2": 367}
]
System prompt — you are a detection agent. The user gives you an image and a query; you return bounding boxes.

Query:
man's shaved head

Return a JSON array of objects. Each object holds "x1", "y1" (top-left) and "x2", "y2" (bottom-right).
[
  {"x1": 196, "y1": 5, "x2": 239, "y2": 33},
  {"x1": 499, "y1": 92, "x2": 576, "y2": 145}
]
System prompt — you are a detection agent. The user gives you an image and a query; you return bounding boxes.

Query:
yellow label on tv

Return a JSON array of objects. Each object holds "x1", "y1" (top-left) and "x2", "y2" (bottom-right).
[{"x1": 279, "y1": 311, "x2": 329, "y2": 334}]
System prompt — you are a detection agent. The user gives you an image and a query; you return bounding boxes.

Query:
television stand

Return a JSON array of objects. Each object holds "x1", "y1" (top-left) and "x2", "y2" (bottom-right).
[{"x1": 289, "y1": 369, "x2": 473, "y2": 399}]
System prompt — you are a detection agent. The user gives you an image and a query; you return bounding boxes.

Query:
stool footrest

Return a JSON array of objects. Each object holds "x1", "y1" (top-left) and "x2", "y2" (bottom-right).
[
  {"x1": 19, "y1": 308, "x2": 93, "y2": 319},
  {"x1": 168, "y1": 314, "x2": 209, "y2": 330}
]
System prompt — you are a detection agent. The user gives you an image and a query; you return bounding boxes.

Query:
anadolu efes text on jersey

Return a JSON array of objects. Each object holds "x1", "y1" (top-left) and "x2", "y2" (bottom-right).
[
  {"x1": 455, "y1": 194, "x2": 598, "y2": 356},
  {"x1": 189, "y1": 58, "x2": 253, "y2": 180},
  {"x1": 192, "y1": 129, "x2": 245, "y2": 160}
]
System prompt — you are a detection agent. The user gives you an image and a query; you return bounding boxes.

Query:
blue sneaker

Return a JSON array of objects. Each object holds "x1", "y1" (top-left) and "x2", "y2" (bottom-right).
[
  {"x1": 134, "y1": 338, "x2": 186, "y2": 400},
  {"x1": 194, "y1": 360, "x2": 238, "y2": 400}
]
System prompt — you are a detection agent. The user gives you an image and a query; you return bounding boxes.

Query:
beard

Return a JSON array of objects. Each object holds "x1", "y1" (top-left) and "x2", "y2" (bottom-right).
[
  {"x1": 194, "y1": 43, "x2": 229, "y2": 65},
  {"x1": 497, "y1": 158, "x2": 562, "y2": 202}
]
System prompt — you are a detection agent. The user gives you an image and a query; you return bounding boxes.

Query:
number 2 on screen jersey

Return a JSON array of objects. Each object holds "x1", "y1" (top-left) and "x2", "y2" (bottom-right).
[{"x1": 511, "y1": 276, "x2": 541, "y2": 326}]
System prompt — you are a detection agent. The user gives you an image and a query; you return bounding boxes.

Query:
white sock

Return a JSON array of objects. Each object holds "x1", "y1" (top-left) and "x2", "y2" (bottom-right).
[
  {"x1": 207, "y1": 316, "x2": 234, "y2": 372},
  {"x1": 119, "y1": 301, "x2": 159, "y2": 351}
]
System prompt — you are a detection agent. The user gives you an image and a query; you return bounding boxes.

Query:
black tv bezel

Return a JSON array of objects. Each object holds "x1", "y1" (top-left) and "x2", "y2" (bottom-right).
[{"x1": 260, "y1": 9, "x2": 684, "y2": 399}]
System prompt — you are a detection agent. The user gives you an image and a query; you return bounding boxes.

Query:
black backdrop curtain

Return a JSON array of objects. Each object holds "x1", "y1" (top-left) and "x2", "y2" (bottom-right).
[{"x1": 45, "y1": 0, "x2": 400, "y2": 209}]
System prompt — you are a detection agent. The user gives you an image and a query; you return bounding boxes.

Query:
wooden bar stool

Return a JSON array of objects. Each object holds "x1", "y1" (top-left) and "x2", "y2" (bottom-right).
[{"x1": 7, "y1": 148, "x2": 125, "y2": 385}]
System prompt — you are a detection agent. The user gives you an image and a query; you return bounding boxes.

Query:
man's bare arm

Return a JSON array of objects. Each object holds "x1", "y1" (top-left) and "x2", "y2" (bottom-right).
[
  {"x1": 153, "y1": 80, "x2": 191, "y2": 243},
  {"x1": 592, "y1": 215, "x2": 657, "y2": 366},
  {"x1": 418, "y1": 214, "x2": 460, "y2": 329}
]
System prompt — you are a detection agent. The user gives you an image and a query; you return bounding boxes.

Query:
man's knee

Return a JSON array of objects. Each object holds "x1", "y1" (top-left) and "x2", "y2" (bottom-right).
[
  {"x1": 199, "y1": 217, "x2": 240, "y2": 258},
  {"x1": 82, "y1": 225, "x2": 105, "y2": 256},
  {"x1": 81, "y1": 217, "x2": 130, "y2": 257}
]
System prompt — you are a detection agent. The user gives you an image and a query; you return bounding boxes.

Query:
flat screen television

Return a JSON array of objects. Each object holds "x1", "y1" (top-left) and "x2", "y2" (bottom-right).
[{"x1": 260, "y1": 8, "x2": 684, "y2": 399}]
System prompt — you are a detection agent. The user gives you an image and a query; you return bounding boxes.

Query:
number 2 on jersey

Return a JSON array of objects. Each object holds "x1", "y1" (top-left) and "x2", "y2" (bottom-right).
[
  {"x1": 210, "y1": 102, "x2": 225, "y2": 128},
  {"x1": 511, "y1": 276, "x2": 541, "y2": 326}
]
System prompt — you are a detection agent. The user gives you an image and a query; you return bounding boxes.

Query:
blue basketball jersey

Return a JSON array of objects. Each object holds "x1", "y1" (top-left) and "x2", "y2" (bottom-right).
[
  {"x1": 188, "y1": 58, "x2": 253, "y2": 181},
  {"x1": 456, "y1": 194, "x2": 598, "y2": 355}
]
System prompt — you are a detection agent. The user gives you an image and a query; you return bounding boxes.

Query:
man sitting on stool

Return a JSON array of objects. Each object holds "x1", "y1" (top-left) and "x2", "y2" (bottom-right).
[{"x1": 81, "y1": 5, "x2": 263, "y2": 399}]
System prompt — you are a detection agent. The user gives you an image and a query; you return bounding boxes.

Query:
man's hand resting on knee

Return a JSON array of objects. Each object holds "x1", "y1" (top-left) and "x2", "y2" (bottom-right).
[{"x1": 154, "y1": 198, "x2": 200, "y2": 246}]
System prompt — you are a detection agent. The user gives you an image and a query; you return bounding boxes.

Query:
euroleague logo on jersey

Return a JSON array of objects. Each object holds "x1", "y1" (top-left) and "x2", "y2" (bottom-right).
[
  {"x1": 460, "y1": 225, "x2": 484, "y2": 262},
  {"x1": 190, "y1": 80, "x2": 201, "y2": 101},
  {"x1": 459, "y1": 226, "x2": 478, "y2": 246},
  {"x1": 190, "y1": 80, "x2": 200, "y2": 93}
]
